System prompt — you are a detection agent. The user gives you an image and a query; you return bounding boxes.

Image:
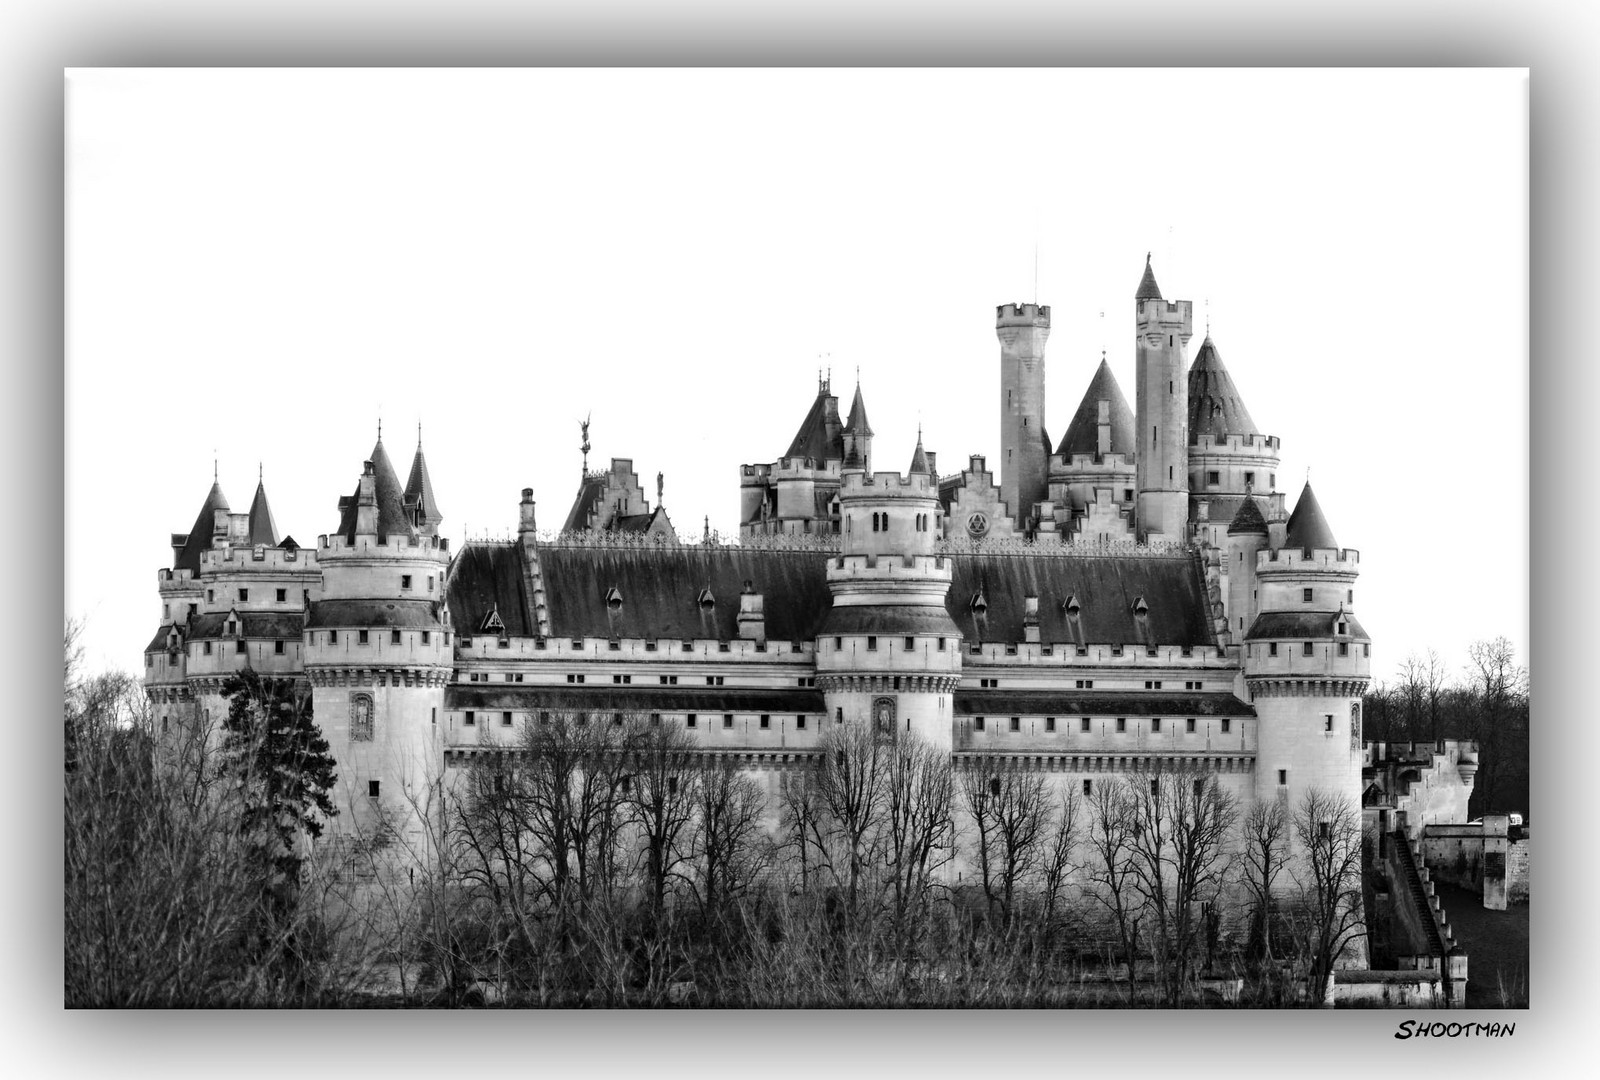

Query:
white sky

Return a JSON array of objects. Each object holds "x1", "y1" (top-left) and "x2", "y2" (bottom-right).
[{"x1": 65, "y1": 68, "x2": 1528, "y2": 686}]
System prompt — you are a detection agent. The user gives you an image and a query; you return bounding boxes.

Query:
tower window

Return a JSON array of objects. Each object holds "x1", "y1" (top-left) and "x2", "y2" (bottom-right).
[
  {"x1": 1150, "y1": 779, "x2": 1159, "y2": 795},
  {"x1": 1045, "y1": 717, "x2": 1055, "y2": 732},
  {"x1": 866, "y1": 636, "x2": 877, "y2": 651},
  {"x1": 1124, "y1": 489, "x2": 1134, "y2": 502},
  {"x1": 1083, "y1": 779, "x2": 1092, "y2": 796},
  {"x1": 401, "y1": 575, "x2": 412, "y2": 589},
  {"x1": 1244, "y1": 471, "x2": 1255, "y2": 486},
  {"x1": 1303, "y1": 588, "x2": 1313, "y2": 603},
  {"x1": 368, "y1": 781, "x2": 380, "y2": 799},
  {"x1": 938, "y1": 638, "x2": 946, "y2": 651},
  {"x1": 687, "y1": 714, "x2": 697, "y2": 728},
  {"x1": 359, "y1": 630, "x2": 369, "y2": 645},
  {"x1": 1278, "y1": 769, "x2": 1287, "y2": 786},
  {"x1": 1009, "y1": 717, "x2": 1020, "y2": 732},
  {"x1": 760, "y1": 715, "x2": 770, "y2": 729},
  {"x1": 464, "y1": 711, "x2": 475, "y2": 726},
  {"x1": 836, "y1": 708, "x2": 843, "y2": 723},
  {"x1": 1186, "y1": 718, "x2": 1196, "y2": 733},
  {"x1": 1364, "y1": 644, "x2": 1370, "y2": 657},
  {"x1": 391, "y1": 629, "x2": 402, "y2": 645},
  {"x1": 274, "y1": 640, "x2": 285, "y2": 655},
  {"x1": 1151, "y1": 718, "x2": 1161, "y2": 733},
  {"x1": 503, "y1": 711, "x2": 513, "y2": 727},
  {"x1": 236, "y1": 640, "x2": 247, "y2": 654},
  {"x1": 329, "y1": 631, "x2": 337, "y2": 644},
  {"x1": 1325, "y1": 714, "x2": 1334, "y2": 732},
  {"x1": 1338, "y1": 642, "x2": 1349, "y2": 657},
  {"x1": 1303, "y1": 642, "x2": 1314, "y2": 656},
  {"x1": 1081, "y1": 717, "x2": 1091, "y2": 733},
  {"x1": 1116, "y1": 718, "x2": 1126, "y2": 733},
  {"x1": 1221, "y1": 719, "x2": 1231, "y2": 734},
  {"x1": 974, "y1": 717, "x2": 985, "y2": 731},
  {"x1": 1206, "y1": 471, "x2": 1219, "y2": 486},
  {"x1": 1269, "y1": 643, "x2": 1278, "y2": 657},
  {"x1": 422, "y1": 631, "x2": 430, "y2": 644},
  {"x1": 724, "y1": 714, "x2": 733, "y2": 729},
  {"x1": 904, "y1": 637, "x2": 915, "y2": 651},
  {"x1": 796, "y1": 716, "x2": 806, "y2": 730},
  {"x1": 275, "y1": 589, "x2": 287, "y2": 603},
  {"x1": 238, "y1": 589, "x2": 248, "y2": 602}
]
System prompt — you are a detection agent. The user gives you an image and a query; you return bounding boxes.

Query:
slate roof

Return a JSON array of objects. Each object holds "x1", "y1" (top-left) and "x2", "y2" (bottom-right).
[
  {"x1": 305, "y1": 599, "x2": 443, "y2": 630},
  {"x1": 844, "y1": 383, "x2": 873, "y2": 437},
  {"x1": 1245, "y1": 611, "x2": 1369, "y2": 641},
  {"x1": 954, "y1": 690, "x2": 1256, "y2": 718},
  {"x1": 145, "y1": 623, "x2": 182, "y2": 653},
  {"x1": 186, "y1": 611, "x2": 307, "y2": 640},
  {"x1": 908, "y1": 435, "x2": 930, "y2": 476},
  {"x1": 1057, "y1": 359, "x2": 1136, "y2": 457},
  {"x1": 783, "y1": 387, "x2": 844, "y2": 464},
  {"x1": 447, "y1": 543, "x2": 535, "y2": 637},
  {"x1": 1284, "y1": 482, "x2": 1339, "y2": 551},
  {"x1": 405, "y1": 440, "x2": 442, "y2": 528},
  {"x1": 247, "y1": 480, "x2": 279, "y2": 547},
  {"x1": 561, "y1": 475, "x2": 607, "y2": 533},
  {"x1": 445, "y1": 545, "x2": 1216, "y2": 648},
  {"x1": 818, "y1": 604, "x2": 962, "y2": 638},
  {"x1": 1187, "y1": 336, "x2": 1262, "y2": 440},
  {"x1": 948, "y1": 553, "x2": 1212, "y2": 646},
  {"x1": 335, "y1": 437, "x2": 418, "y2": 542},
  {"x1": 612, "y1": 513, "x2": 657, "y2": 534},
  {"x1": 1135, "y1": 256, "x2": 1163, "y2": 302},
  {"x1": 1226, "y1": 495, "x2": 1269, "y2": 536},
  {"x1": 173, "y1": 480, "x2": 229, "y2": 575},
  {"x1": 446, "y1": 685, "x2": 827, "y2": 714}
]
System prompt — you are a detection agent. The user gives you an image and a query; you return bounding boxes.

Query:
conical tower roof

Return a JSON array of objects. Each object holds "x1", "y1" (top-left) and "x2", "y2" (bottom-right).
[
  {"x1": 1226, "y1": 494, "x2": 1268, "y2": 536},
  {"x1": 405, "y1": 432, "x2": 443, "y2": 531},
  {"x1": 1188, "y1": 335, "x2": 1261, "y2": 439},
  {"x1": 844, "y1": 382, "x2": 873, "y2": 437},
  {"x1": 908, "y1": 430, "x2": 930, "y2": 475},
  {"x1": 246, "y1": 473, "x2": 279, "y2": 547},
  {"x1": 174, "y1": 478, "x2": 229, "y2": 574},
  {"x1": 1284, "y1": 481, "x2": 1338, "y2": 551},
  {"x1": 783, "y1": 382, "x2": 844, "y2": 463},
  {"x1": 1135, "y1": 254, "x2": 1163, "y2": 302},
  {"x1": 1056, "y1": 358, "x2": 1136, "y2": 456},
  {"x1": 336, "y1": 433, "x2": 418, "y2": 541}
]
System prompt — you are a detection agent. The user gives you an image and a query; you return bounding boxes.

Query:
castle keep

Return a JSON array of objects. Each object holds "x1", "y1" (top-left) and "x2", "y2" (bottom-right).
[{"x1": 144, "y1": 258, "x2": 1376, "y2": 861}]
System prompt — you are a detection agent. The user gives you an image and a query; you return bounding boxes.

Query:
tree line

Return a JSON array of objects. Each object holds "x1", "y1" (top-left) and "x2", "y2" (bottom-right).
[
  {"x1": 1362, "y1": 637, "x2": 1529, "y2": 819},
  {"x1": 66, "y1": 620, "x2": 1369, "y2": 1008}
]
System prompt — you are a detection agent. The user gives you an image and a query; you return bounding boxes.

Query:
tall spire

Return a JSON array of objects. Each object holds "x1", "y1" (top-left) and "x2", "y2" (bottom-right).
[
  {"x1": 1284, "y1": 481, "x2": 1339, "y2": 551},
  {"x1": 247, "y1": 469, "x2": 279, "y2": 547},
  {"x1": 1135, "y1": 252, "x2": 1163, "y2": 302},
  {"x1": 405, "y1": 426, "x2": 443, "y2": 534},
  {"x1": 173, "y1": 473, "x2": 230, "y2": 574},
  {"x1": 844, "y1": 379, "x2": 873, "y2": 436},
  {"x1": 908, "y1": 426, "x2": 930, "y2": 475}
]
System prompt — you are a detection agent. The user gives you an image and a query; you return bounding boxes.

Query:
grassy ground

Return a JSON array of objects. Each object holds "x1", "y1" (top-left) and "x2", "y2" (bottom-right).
[{"x1": 1433, "y1": 881, "x2": 1529, "y2": 1008}]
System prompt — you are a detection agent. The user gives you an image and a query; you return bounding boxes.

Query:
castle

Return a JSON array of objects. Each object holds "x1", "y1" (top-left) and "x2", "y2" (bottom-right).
[{"x1": 143, "y1": 256, "x2": 1374, "y2": 871}]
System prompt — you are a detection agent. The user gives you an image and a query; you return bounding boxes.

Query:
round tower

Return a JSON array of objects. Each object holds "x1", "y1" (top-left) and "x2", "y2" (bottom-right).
[
  {"x1": 1224, "y1": 495, "x2": 1268, "y2": 657},
  {"x1": 817, "y1": 458, "x2": 961, "y2": 751},
  {"x1": 996, "y1": 302, "x2": 1050, "y2": 527},
  {"x1": 1186, "y1": 334, "x2": 1283, "y2": 548},
  {"x1": 1244, "y1": 483, "x2": 1369, "y2": 812},
  {"x1": 1133, "y1": 257, "x2": 1193, "y2": 543},
  {"x1": 305, "y1": 435, "x2": 453, "y2": 844}
]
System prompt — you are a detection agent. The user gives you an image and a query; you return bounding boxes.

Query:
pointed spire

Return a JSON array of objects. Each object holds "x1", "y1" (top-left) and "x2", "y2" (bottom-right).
[
  {"x1": 247, "y1": 471, "x2": 279, "y2": 547},
  {"x1": 1056, "y1": 358, "x2": 1136, "y2": 456},
  {"x1": 1284, "y1": 481, "x2": 1339, "y2": 551},
  {"x1": 1135, "y1": 253, "x2": 1163, "y2": 302},
  {"x1": 1188, "y1": 334, "x2": 1262, "y2": 439},
  {"x1": 1226, "y1": 495, "x2": 1268, "y2": 536},
  {"x1": 405, "y1": 428, "x2": 443, "y2": 533},
  {"x1": 844, "y1": 380, "x2": 873, "y2": 436},
  {"x1": 337, "y1": 434, "x2": 415, "y2": 541},
  {"x1": 908, "y1": 427, "x2": 930, "y2": 475},
  {"x1": 174, "y1": 474, "x2": 231, "y2": 573}
]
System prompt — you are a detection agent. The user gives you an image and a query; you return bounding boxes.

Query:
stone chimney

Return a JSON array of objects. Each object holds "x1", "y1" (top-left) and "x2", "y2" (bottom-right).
[
  {"x1": 1023, "y1": 594, "x2": 1040, "y2": 644},
  {"x1": 519, "y1": 487, "x2": 538, "y2": 544},
  {"x1": 356, "y1": 461, "x2": 377, "y2": 537},
  {"x1": 737, "y1": 580, "x2": 766, "y2": 644}
]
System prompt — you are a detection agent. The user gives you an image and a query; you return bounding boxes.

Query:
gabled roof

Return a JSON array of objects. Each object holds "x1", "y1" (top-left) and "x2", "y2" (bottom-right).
[
  {"x1": 1226, "y1": 494, "x2": 1269, "y2": 536},
  {"x1": 783, "y1": 386, "x2": 844, "y2": 464},
  {"x1": 173, "y1": 480, "x2": 229, "y2": 574},
  {"x1": 1135, "y1": 255, "x2": 1163, "y2": 302},
  {"x1": 1056, "y1": 359, "x2": 1136, "y2": 456},
  {"x1": 246, "y1": 479, "x2": 279, "y2": 547},
  {"x1": 844, "y1": 382, "x2": 873, "y2": 437},
  {"x1": 1188, "y1": 336, "x2": 1262, "y2": 439},
  {"x1": 405, "y1": 437, "x2": 442, "y2": 530},
  {"x1": 335, "y1": 436, "x2": 418, "y2": 542},
  {"x1": 561, "y1": 474, "x2": 607, "y2": 533},
  {"x1": 1284, "y1": 481, "x2": 1339, "y2": 551}
]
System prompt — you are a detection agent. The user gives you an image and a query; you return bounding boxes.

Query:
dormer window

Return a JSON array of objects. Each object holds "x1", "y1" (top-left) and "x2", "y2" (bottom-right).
[
  {"x1": 1133, "y1": 596, "x2": 1149, "y2": 616},
  {"x1": 1064, "y1": 595, "x2": 1081, "y2": 615},
  {"x1": 970, "y1": 590, "x2": 988, "y2": 614},
  {"x1": 226, "y1": 620, "x2": 236, "y2": 635},
  {"x1": 1337, "y1": 621, "x2": 1347, "y2": 635},
  {"x1": 605, "y1": 586, "x2": 623, "y2": 611},
  {"x1": 697, "y1": 588, "x2": 715, "y2": 612},
  {"x1": 481, "y1": 606, "x2": 505, "y2": 634}
]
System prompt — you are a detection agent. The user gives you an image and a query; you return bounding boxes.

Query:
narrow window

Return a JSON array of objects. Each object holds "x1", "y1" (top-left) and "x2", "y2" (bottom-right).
[
  {"x1": 1302, "y1": 588, "x2": 1313, "y2": 603},
  {"x1": 401, "y1": 574, "x2": 412, "y2": 590},
  {"x1": 834, "y1": 636, "x2": 843, "y2": 650},
  {"x1": 723, "y1": 714, "x2": 733, "y2": 729},
  {"x1": 974, "y1": 717, "x2": 986, "y2": 731},
  {"x1": 1338, "y1": 642, "x2": 1349, "y2": 657},
  {"x1": 238, "y1": 588, "x2": 248, "y2": 602},
  {"x1": 1081, "y1": 717, "x2": 1091, "y2": 733},
  {"x1": 465, "y1": 711, "x2": 476, "y2": 726},
  {"x1": 329, "y1": 631, "x2": 337, "y2": 644},
  {"x1": 1045, "y1": 717, "x2": 1056, "y2": 732},
  {"x1": 1151, "y1": 718, "x2": 1161, "y2": 733},
  {"x1": 503, "y1": 711, "x2": 513, "y2": 727},
  {"x1": 1269, "y1": 642, "x2": 1278, "y2": 657},
  {"x1": 760, "y1": 715, "x2": 770, "y2": 729},
  {"x1": 1278, "y1": 769, "x2": 1287, "y2": 786},
  {"x1": 796, "y1": 716, "x2": 807, "y2": 730},
  {"x1": 686, "y1": 714, "x2": 697, "y2": 728},
  {"x1": 1325, "y1": 714, "x2": 1334, "y2": 732},
  {"x1": 1364, "y1": 644, "x2": 1370, "y2": 657},
  {"x1": 866, "y1": 636, "x2": 878, "y2": 651},
  {"x1": 1009, "y1": 717, "x2": 1020, "y2": 732},
  {"x1": 275, "y1": 588, "x2": 287, "y2": 603},
  {"x1": 207, "y1": 589, "x2": 214, "y2": 602},
  {"x1": 835, "y1": 708, "x2": 843, "y2": 723},
  {"x1": 359, "y1": 629, "x2": 369, "y2": 645},
  {"x1": 236, "y1": 640, "x2": 247, "y2": 654},
  {"x1": 368, "y1": 781, "x2": 380, "y2": 799},
  {"x1": 391, "y1": 629, "x2": 402, "y2": 645},
  {"x1": 651, "y1": 713, "x2": 661, "y2": 727},
  {"x1": 1318, "y1": 821, "x2": 1331, "y2": 840},
  {"x1": 1303, "y1": 642, "x2": 1314, "y2": 656},
  {"x1": 1221, "y1": 719, "x2": 1231, "y2": 734},
  {"x1": 989, "y1": 778, "x2": 1001, "y2": 797},
  {"x1": 422, "y1": 630, "x2": 430, "y2": 644},
  {"x1": 938, "y1": 638, "x2": 946, "y2": 651},
  {"x1": 1116, "y1": 718, "x2": 1126, "y2": 733},
  {"x1": 204, "y1": 642, "x2": 212, "y2": 655},
  {"x1": 1150, "y1": 779, "x2": 1159, "y2": 795},
  {"x1": 904, "y1": 636, "x2": 915, "y2": 651},
  {"x1": 274, "y1": 640, "x2": 285, "y2": 655},
  {"x1": 428, "y1": 575, "x2": 434, "y2": 592},
  {"x1": 1194, "y1": 779, "x2": 1205, "y2": 799},
  {"x1": 1186, "y1": 718, "x2": 1195, "y2": 733},
  {"x1": 1244, "y1": 471, "x2": 1255, "y2": 486},
  {"x1": 1083, "y1": 779, "x2": 1092, "y2": 796}
]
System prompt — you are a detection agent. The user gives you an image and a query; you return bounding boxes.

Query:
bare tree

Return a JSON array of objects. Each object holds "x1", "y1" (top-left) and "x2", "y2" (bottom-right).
[
  {"x1": 1083, "y1": 778, "x2": 1141, "y2": 999},
  {"x1": 1240, "y1": 795, "x2": 1290, "y2": 967},
  {"x1": 1464, "y1": 636, "x2": 1530, "y2": 816},
  {"x1": 689, "y1": 755, "x2": 769, "y2": 926},
  {"x1": 883, "y1": 732, "x2": 955, "y2": 963},
  {"x1": 1125, "y1": 774, "x2": 1238, "y2": 1007},
  {"x1": 623, "y1": 719, "x2": 700, "y2": 921},
  {"x1": 961, "y1": 764, "x2": 1049, "y2": 928},
  {"x1": 1037, "y1": 788, "x2": 1085, "y2": 945},
  {"x1": 1288, "y1": 787, "x2": 1368, "y2": 1005}
]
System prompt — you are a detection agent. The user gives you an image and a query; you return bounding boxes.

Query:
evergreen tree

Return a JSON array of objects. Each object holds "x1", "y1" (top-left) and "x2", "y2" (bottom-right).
[{"x1": 220, "y1": 671, "x2": 338, "y2": 878}]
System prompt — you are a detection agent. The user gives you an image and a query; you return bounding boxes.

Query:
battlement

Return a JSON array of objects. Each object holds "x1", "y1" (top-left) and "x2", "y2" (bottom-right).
[
  {"x1": 1187, "y1": 432, "x2": 1281, "y2": 454},
  {"x1": 839, "y1": 470, "x2": 937, "y2": 499},
  {"x1": 198, "y1": 545, "x2": 320, "y2": 574},
  {"x1": 1054, "y1": 451, "x2": 1136, "y2": 473},
  {"x1": 1136, "y1": 297, "x2": 1194, "y2": 329},
  {"x1": 157, "y1": 567, "x2": 199, "y2": 588},
  {"x1": 740, "y1": 464, "x2": 770, "y2": 482},
  {"x1": 1258, "y1": 546, "x2": 1360, "y2": 573},
  {"x1": 827, "y1": 553, "x2": 953, "y2": 576},
  {"x1": 995, "y1": 302, "x2": 1051, "y2": 327},
  {"x1": 317, "y1": 532, "x2": 452, "y2": 560},
  {"x1": 773, "y1": 456, "x2": 842, "y2": 481}
]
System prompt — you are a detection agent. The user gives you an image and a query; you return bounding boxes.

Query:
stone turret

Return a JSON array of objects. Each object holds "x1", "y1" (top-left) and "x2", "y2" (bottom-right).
[
  {"x1": 996, "y1": 302, "x2": 1051, "y2": 527},
  {"x1": 1134, "y1": 256, "x2": 1192, "y2": 543}
]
